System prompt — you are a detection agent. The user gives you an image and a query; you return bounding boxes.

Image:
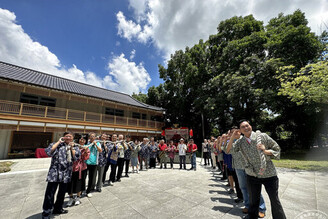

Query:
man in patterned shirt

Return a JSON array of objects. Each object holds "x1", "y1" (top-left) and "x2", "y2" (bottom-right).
[
  {"x1": 226, "y1": 120, "x2": 286, "y2": 219},
  {"x1": 42, "y1": 131, "x2": 80, "y2": 219}
]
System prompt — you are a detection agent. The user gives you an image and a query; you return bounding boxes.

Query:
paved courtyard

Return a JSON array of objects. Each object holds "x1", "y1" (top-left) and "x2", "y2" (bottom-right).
[{"x1": 0, "y1": 158, "x2": 327, "y2": 219}]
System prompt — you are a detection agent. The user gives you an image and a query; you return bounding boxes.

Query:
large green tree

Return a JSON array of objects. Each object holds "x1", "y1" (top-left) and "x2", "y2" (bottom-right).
[{"x1": 141, "y1": 10, "x2": 326, "y2": 148}]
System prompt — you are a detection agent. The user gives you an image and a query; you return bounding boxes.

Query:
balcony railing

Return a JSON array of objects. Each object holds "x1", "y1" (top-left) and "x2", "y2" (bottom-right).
[{"x1": 0, "y1": 100, "x2": 164, "y2": 129}]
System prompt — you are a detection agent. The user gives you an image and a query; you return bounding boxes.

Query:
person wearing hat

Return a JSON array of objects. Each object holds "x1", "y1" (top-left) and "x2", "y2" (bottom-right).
[
  {"x1": 187, "y1": 139, "x2": 198, "y2": 171},
  {"x1": 178, "y1": 138, "x2": 187, "y2": 170}
]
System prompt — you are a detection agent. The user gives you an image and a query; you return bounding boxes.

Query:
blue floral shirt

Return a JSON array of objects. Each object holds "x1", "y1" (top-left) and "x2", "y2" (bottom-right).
[
  {"x1": 98, "y1": 142, "x2": 108, "y2": 167},
  {"x1": 124, "y1": 142, "x2": 134, "y2": 160},
  {"x1": 139, "y1": 143, "x2": 150, "y2": 159},
  {"x1": 149, "y1": 144, "x2": 158, "y2": 159},
  {"x1": 45, "y1": 142, "x2": 80, "y2": 183},
  {"x1": 108, "y1": 143, "x2": 118, "y2": 164}
]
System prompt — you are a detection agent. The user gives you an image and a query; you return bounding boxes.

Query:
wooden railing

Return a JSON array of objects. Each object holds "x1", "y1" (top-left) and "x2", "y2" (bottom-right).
[{"x1": 0, "y1": 100, "x2": 164, "y2": 129}]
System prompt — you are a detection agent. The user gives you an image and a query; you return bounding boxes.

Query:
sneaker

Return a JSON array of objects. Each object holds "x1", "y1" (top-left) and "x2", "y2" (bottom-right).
[
  {"x1": 116, "y1": 179, "x2": 121, "y2": 182},
  {"x1": 75, "y1": 197, "x2": 81, "y2": 205},
  {"x1": 194, "y1": 168, "x2": 196, "y2": 171},
  {"x1": 234, "y1": 198, "x2": 243, "y2": 203},
  {"x1": 228, "y1": 189, "x2": 235, "y2": 194},
  {"x1": 109, "y1": 181, "x2": 114, "y2": 186},
  {"x1": 66, "y1": 197, "x2": 74, "y2": 207},
  {"x1": 86, "y1": 193, "x2": 93, "y2": 198},
  {"x1": 52, "y1": 209, "x2": 68, "y2": 214},
  {"x1": 125, "y1": 174, "x2": 129, "y2": 177},
  {"x1": 42, "y1": 211, "x2": 50, "y2": 219},
  {"x1": 136, "y1": 169, "x2": 139, "y2": 173},
  {"x1": 96, "y1": 188, "x2": 102, "y2": 192}
]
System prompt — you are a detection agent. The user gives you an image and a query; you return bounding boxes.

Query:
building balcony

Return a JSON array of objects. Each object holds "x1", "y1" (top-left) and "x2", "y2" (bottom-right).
[{"x1": 0, "y1": 100, "x2": 164, "y2": 131}]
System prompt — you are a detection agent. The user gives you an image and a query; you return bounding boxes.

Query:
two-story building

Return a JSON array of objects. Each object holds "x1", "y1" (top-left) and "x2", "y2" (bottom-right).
[{"x1": 0, "y1": 61, "x2": 165, "y2": 159}]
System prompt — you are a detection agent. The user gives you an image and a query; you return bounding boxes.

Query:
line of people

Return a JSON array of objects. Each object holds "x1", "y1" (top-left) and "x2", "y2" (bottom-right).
[
  {"x1": 203, "y1": 120, "x2": 286, "y2": 219},
  {"x1": 41, "y1": 132, "x2": 197, "y2": 219}
]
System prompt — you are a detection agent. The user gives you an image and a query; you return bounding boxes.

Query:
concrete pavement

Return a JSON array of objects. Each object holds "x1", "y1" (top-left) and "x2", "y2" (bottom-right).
[{"x1": 0, "y1": 158, "x2": 327, "y2": 219}]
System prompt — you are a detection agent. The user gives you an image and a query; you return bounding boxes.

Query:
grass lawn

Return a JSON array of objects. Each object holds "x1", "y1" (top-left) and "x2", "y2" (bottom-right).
[
  {"x1": 0, "y1": 161, "x2": 14, "y2": 173},
  {"x1": 273, "y1": 147, "x2": 328, "y2": 171},
  {"x1": 272, "y1": 159, "x2": 328, "y2": 172}
]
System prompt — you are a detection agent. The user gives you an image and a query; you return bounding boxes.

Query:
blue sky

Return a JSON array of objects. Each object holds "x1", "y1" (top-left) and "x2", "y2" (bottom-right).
[{"x1": 0, "y1": 0, "x2": 327, "y2": 95}]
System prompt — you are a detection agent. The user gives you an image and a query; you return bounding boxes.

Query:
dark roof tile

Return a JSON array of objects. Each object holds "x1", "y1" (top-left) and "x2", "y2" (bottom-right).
[{"x1": 0, "y1": 61, "x2": 164, "y2": 111}]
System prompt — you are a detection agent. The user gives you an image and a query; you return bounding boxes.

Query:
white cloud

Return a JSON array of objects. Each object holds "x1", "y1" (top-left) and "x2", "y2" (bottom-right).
[
  {"x1": 117, "y1": 11, "x2": 142, "y2": 42},
  {"x1": 130, "y1": 49, "x2": 136, "y2": 60},
  {"x1": 106, "y1": 53, "x2": 151, "y2": 94},
  {"x1": 0, "y1": 8, "x2": 149, "y2": 95},
  {"x1": 117, "y1": 0, "x2": 328, "y2": 59}
]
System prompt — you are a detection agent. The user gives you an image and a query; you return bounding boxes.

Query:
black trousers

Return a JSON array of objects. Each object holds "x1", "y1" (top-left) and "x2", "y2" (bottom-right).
[
  {"x1": 218, "y1": 160, "x2": 224, "y2": 172},
  {"x1": 124, "y1": 159, "x2": 130, "y2": 175},
  {"x1": 247, "y1": 175, "x2": 286, "y2": 219},
  {"x1": 86, "y1": 164, "x2": 97, "y2": 194},
  {"x1": 149, "y1": 158, "x2": 156, "y2": 168},
  {"x1": 103, "y1": 163, "x2": 110, "y2": 184},
  {"x1": 109, "y1": 163, "x2": 117, "y2": 182},
  {"x1": 215, "y1": 155, "x2": 219, "y2": 168},
  {"x1": 222, "y1": 165, "x2": 228, "y2": 179},
  {"x1": 179, "y1": 155, "x2": 186, "y2": 169},
  {"x1": 204, "y1": 152, "x2": 210, "y2": 165},
  {"x1": 232, "y1": 169, "x2": 243, "y2": 199},
  {"x1": 116, "y1": 158, "x2": 124, "y2": 180},
  {"x1": 170, "y1": 158, "x2": 174, "y2": 168},
  {"x1": 42, "y1": 182, "x2": 68, "y2": 214}
]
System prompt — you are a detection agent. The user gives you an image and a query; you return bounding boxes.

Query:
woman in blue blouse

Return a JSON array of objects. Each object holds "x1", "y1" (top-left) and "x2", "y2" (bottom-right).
[{"x1": 85, "y1": 132, "x2": 102, "y2": 197}]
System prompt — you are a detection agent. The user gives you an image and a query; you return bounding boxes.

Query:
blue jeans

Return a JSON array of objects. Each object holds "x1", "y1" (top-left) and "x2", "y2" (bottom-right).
[
  {"x1": 191, "y1": 153, "x2": 196, "y2": 169},
  {"x1": 235, "y1": 169, "x2": 266, "y2": 212}
]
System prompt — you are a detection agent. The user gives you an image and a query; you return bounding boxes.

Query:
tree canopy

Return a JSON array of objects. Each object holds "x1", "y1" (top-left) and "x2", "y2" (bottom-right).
[{"x1": 133, "y1": 10, "x2": 327, "y2": 149}]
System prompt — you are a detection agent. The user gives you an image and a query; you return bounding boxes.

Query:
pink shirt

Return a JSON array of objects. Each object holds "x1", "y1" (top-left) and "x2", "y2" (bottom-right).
[
  {"x1": 167, "y1": 145, "x2": 176, "y2": 159},
  {"x1": 73, "y1": 148, "x2": 90, "y2": 179}
]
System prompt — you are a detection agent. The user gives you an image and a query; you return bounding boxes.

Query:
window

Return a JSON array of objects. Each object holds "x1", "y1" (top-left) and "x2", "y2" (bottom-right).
[
  {"x1": 115, "y1": 109, "x2": 124, "y2": 117},
  {"x1": 105, "y1": 108, "x2": 124, "y2": 117},
  {"x1": 105, "y1": 108, "x2": 115, "y2": 115},
  {"x1": 20, "y1": 93, "x2": 56, "y2": 107},
  {"x1": 132, "y1": 112, "x2": 140, "y2": 119},
  {"x1": 142, "y1": 114, "x2": 147, "y2": 120},
  {"x1": 151, "y1": 115, "x2": 163, "y2": 121}
]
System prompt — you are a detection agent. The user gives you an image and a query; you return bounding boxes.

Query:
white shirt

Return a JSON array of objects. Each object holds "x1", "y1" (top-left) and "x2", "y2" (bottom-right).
[
  {"x1": 178, "y1": 144, "x2": 187, "y2": 156},
  {"x1": 245, "y1": 137, "x2": 251, "y2": 144}
]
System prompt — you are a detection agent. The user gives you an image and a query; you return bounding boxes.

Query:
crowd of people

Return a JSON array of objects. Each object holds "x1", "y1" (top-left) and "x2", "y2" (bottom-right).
[
  {"x1": 42, "y1": 119, "x2": 286, "y2": 219},
  {"x1": 41, "y1": 133, "x2": 197, "y2": 219},
  {"x1": 202, "y1": 120, "x2": 286, "y2": 219}
]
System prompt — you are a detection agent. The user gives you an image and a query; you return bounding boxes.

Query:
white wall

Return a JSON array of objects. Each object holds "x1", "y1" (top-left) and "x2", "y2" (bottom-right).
[{"x1": 0, "y1": 130, "x2": 12, "y2": 159}]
